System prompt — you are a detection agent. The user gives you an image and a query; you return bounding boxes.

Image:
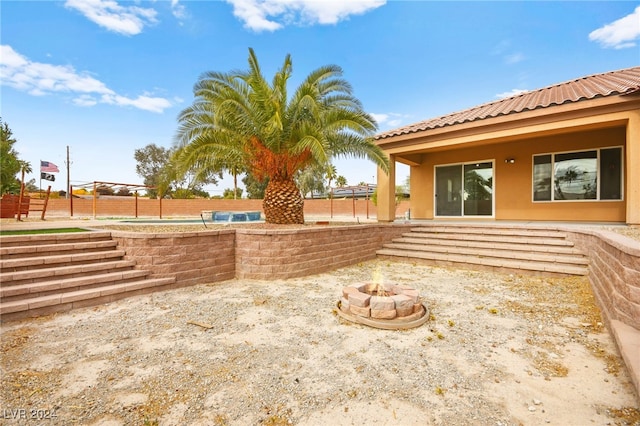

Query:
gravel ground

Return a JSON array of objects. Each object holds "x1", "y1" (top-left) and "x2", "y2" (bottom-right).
[{"x1": 1, "y1": 260, "x2": 639, "y2": 426}]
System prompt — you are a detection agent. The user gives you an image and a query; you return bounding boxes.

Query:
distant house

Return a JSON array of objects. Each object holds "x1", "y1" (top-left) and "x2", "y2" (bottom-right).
[{"x1": 374, "y1": 67, "x2": 640, "y2": 224}]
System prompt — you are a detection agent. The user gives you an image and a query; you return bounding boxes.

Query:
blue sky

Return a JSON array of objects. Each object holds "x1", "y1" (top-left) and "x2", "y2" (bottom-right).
[{"x1": 2, "y1": 1, "x2": 639, "y2": 196}]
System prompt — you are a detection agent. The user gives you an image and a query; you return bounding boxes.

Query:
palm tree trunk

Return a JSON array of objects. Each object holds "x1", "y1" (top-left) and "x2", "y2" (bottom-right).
[{"x1": 263, "y1": 178, "x2": 304, "y2": 224}]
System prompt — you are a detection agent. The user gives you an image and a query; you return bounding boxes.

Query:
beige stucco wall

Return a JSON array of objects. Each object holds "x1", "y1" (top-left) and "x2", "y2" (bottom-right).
[{"x1": 408, "y1": 126, "x2": 626, "y2": 221}]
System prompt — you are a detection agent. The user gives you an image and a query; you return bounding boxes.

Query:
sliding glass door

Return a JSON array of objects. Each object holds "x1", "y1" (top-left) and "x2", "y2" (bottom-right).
[{"x1": 435, "y1": 161, "x2": 494, "y2": 217}]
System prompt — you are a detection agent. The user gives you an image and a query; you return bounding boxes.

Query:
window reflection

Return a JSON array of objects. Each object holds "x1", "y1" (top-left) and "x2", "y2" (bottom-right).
[{"x1": 553, "y1": 151, "x2": 597, "y2": 200}]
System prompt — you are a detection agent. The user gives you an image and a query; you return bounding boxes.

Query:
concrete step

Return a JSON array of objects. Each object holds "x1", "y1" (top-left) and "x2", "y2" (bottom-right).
[
  {"x1": 1, "y1": 269, "x2": 151, "y2": 301},
  {"x1": 0, "y1": 277, "x2": 177, "y2": 322},
  {"x1": 377, "y1": 248, "x2": 588, "y2": 276},
  {"x1": 1, "y1": 259, "x2": 137, "y2": 285},
  {"x1": 0, "y1": 231, "x2": 113, "y2": 248},
  {"x1": 0, "y1": 239, "x2": 119, "y2": 259},
  {"x1": 401, "y1": 231, "x2": 575, "y2": 247},
  {"x1": 1, "y1": 249, "x2": 127, "y2": 274},
  {"x1": 394, "y1": 236, "x2": 582, "y2": 254},
  {"x1": 377, "y1": 225, "x2": 589, "y2": 277},
  {"x1": 409, "y1": 226, "x2": 568, "y2": 239},
  {"x1": 382, "y1": 242, "x2": 589, "y2": 266}
]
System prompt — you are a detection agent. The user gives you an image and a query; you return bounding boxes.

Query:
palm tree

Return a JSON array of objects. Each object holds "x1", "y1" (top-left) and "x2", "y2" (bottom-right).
[
  {"x1": 174, "y1": 48, "x2": 389, "y2": 224},
  {"x1": 325, "y1": 164, "x2": 337, "y2": 190},
  {"x1": 18, "y1": 160, "x2": 32, "y2": 188},
  {"x1": 336, "y1": 176, "x2": 347, "y2": 187}
]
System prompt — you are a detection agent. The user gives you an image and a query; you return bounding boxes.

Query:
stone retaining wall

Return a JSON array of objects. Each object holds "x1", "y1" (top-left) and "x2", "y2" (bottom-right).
[
  {"x1": 234, "y1": 224, "x2": 411, "y2": 280},
  {"x1": 109, "y1": 224, "x2": 411, "y2": 285},
  {"x1": 110, "y1": 229, "x2": 237, "y2": 287}
]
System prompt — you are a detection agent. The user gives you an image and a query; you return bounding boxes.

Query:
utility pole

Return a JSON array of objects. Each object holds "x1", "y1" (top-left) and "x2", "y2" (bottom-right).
[{"x1": 66, "y1": 146, "x2": 71, "y2": 199}]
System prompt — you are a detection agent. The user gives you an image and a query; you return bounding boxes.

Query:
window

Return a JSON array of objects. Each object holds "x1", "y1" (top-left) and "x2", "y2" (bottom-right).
[{"x1": 532, "y1": 147, "x2": 622, "y2": 202}]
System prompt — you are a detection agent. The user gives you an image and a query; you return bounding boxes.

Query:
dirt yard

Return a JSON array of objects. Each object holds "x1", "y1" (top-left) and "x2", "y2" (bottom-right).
[{"x1": 1, "y1": 259, "x2": 638, "y2": 425}]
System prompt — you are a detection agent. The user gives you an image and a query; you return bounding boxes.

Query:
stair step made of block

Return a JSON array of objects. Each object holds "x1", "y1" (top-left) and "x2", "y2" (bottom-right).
[
  {"x1": 1, "y1": 249, "x2": 127, "y2": 273},
  {"x1": 1, "y1": 269, "x2": 151, "y2": 301},
  {"x1": 0, "y1": 240, "x2": 118, "y2": 259},
  {"x1": 382, "y1": 242, "x2": 589, "y2": 266},
  {"x1": 376, "y1": 248, "x2": 588, "y2": 276},
  {"x1": 402, "y1": 231, "x2": 574, "y2": 247},
  {"x1": 395, "y1": 236, "x2": 581, "y2": 254},
  {"x1": 0, "y1": 231, "x2": 113, "y2": 248},
  {"x1": 0, "y1": 277, "x2": 177, "y2": 316},
  {"x1": 409, "y1": 226, "x2": 567, "y2": 239},
  {"x1": 1, "y1": 259, "x2": 137, "y2": 285}
]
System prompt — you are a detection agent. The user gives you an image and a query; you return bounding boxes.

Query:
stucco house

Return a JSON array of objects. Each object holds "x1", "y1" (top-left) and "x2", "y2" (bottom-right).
[{"x1": 374, "y1": 66, "x2": 640, "y2": 225}]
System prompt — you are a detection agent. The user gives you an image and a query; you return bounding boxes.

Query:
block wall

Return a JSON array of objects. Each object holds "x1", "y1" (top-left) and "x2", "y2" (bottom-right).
[
  {"x1": 110, "y1": 229, "x2": 237, "y2": 287},
  {"x1": 234, "y1": 224, "x2": 411, "y2": 280},
  {"x1": 46, "y1": 198, "x2": 410, "y2": 219},
  {"x1": 566, "y1": 229, "x2": 640, "y2": 329}
]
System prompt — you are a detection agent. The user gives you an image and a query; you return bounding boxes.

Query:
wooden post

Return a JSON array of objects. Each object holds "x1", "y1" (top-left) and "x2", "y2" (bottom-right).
[
  {"x1": 16, "y1": 183, "x2": 25, "y2": 221},
  {"x1": 92, "y1": 181, "x2": 97, "y2": 219},
  {"x1": 70, "y1": 185, "x2": 74, "y2": 217},
  {"x1": 330, "y1": 188, "x2": 333, "y2": 218},
  {"x1": 41, "y1": 186, "x2": 51, "y2": 220},
  {"x1": 135, "y1": 191, "x2": 138, "y2": 218},
  {"x1": 352, "y1": 188, "x2": 355, "y2": 217}
]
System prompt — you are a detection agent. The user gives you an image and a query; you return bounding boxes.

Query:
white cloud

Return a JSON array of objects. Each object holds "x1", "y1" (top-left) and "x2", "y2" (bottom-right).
[
  {"x1": 101, "y1": 93, "x2": 172, "y2": 113},
  {"x1": 495, "y1": 89, "x2": 529, "y2": 99},
  {"x1": 371, "y1": 112, "x2": 409, "y2": 129},
  {"x1": 171, "y1": 0, "x2": 188, "y2": 22},
  {"x1": 65, "y1": 0, "x2": 158, "y2": 36},
  {"x1": 505, "y1": 52, "x2": 524, "y2": 65},
  {"x1": 226, "y1": 0, "x2": 385, "y2": 32},
  {"x1": 0, "y1": 45, "x2": 171, "y2": 113},
  {"x1": 589, "y1": 6, "x2": 640, "y2": 49}
]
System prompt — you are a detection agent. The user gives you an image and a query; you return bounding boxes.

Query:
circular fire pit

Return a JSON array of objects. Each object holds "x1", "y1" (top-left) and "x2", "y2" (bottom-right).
[{"x1": 336, "y1": 282, "x2": 429, "y2": 330}]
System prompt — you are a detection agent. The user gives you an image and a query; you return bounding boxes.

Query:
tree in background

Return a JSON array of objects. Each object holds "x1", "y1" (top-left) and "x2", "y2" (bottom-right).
[
  {"x1": 134, "y1": 143, "x2": 218, "y2": 199},
  {"x1": 242, "y1": 173, "x2": 268, "y2": 199},
  {"x1": 134, "y1": 144, "x2": 170, "y2": 198},
  {"x1": 335, "y1": 176, "x2": 347, "y2": 187},
  {"x1": 0, "y1": 118, "x2": 22, "y2": 194},
  {"x1": 174, "y1": 48, "x2": 389, "y2": 224},
  {"x1": 223, "y1": 187, "x2": 243, "y2": 199},
  {"x1": 296, "y1": 164, "x2": 326, "y2": 198},
  {"x1": 325, "y1": 164, "x2": 337, "y2": 193}
]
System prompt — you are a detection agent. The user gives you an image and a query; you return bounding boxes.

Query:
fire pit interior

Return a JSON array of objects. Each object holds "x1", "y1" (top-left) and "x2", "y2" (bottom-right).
[{"x1": 337, "y1": 281, "x2": 429, "y2": 330}]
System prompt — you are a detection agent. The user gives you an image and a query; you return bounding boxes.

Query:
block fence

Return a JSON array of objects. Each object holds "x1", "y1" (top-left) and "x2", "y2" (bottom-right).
[{"x1": 45, "y1": 197, "x2": 411, "y2": 219}]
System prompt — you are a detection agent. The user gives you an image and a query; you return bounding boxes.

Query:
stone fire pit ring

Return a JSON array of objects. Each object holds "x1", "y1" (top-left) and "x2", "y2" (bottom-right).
[{"x1": 336, "y1": 282, "x2": 429, "y2": 330}]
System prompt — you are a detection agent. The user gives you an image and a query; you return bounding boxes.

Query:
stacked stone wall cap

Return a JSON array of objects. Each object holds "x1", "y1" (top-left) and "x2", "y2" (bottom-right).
[
  {"x1": 370, "y1": 296, "x2": 395, "y2": 310},
  {"x1": 391, "y1": 293, "x2": 413, "y2": 310},
  {"x1": 349, "y1": 291, "x2": 371, "y2": 307},
  {"x1": 342, "y1": 286, "x2": 360, "y2": 299},
  {"x1": 399, "y1": 289, "x2": 420, "y2": 304}
]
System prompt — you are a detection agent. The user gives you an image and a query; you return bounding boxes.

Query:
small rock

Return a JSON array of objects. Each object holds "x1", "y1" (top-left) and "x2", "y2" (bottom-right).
[
  {"x1": 533, "y1": 399, "x2": 542, "y2": 405},
  {"x1": 528, "y1": 406, "x2": 536, "y2": 412}
]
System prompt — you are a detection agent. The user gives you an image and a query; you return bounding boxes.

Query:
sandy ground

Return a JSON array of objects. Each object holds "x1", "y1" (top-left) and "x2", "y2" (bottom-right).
[{"x1": 1, "y1": 259, "x2": 639, "y2": 426}]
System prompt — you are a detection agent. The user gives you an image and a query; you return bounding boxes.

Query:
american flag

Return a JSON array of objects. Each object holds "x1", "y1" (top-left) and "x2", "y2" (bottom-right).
[{"x1": 40, "y1": 161, "x2": 60, "y2": 173}]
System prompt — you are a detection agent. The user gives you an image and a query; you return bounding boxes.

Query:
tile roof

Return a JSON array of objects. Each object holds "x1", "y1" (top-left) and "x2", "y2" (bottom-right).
[{"x1": 376, "y1": 66, "x2": 640, "y2": 140}]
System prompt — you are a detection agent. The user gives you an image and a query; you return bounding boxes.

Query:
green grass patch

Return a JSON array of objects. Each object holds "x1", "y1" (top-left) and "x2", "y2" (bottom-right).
[{"x1": 0, "y1": 228, "x2": 89, "y2": 236}]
